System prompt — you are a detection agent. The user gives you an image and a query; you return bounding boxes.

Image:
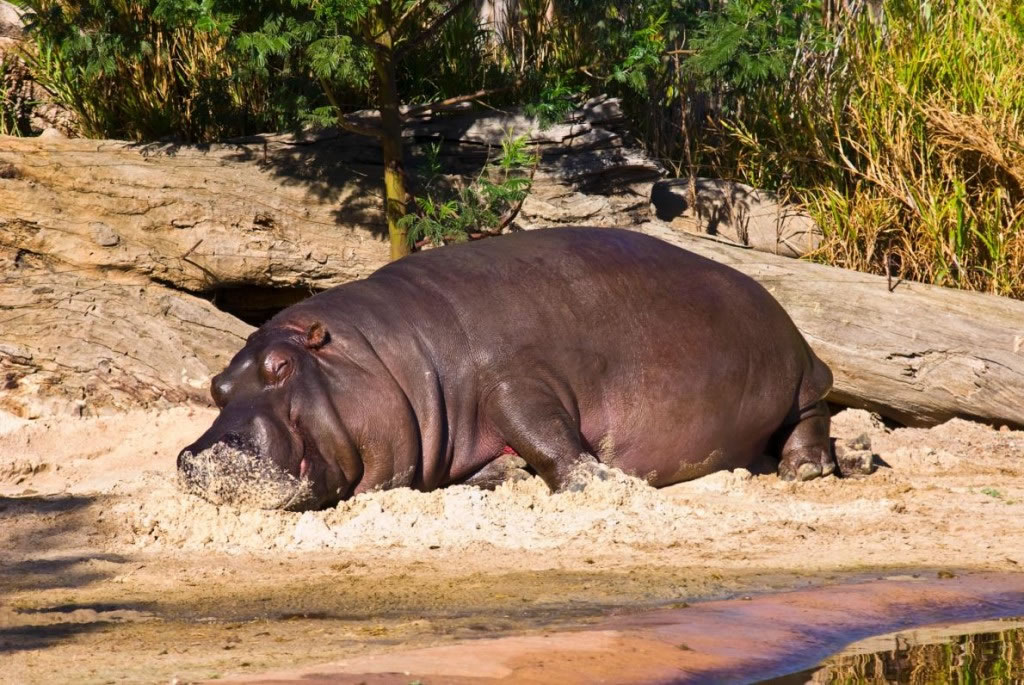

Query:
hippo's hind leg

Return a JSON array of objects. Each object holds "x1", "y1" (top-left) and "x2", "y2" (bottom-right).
[
  {"x1": 484, "y1": 380, "x2": 596, "y2": 492},
  {"x1": 777, "y1": 399, "x2": 836, "y2": 481}
]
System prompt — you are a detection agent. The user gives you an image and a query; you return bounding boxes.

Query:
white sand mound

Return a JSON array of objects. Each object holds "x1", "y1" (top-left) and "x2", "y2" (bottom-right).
[{"x1": 116, "y1": 463, "x2": 703, "y2": 552}]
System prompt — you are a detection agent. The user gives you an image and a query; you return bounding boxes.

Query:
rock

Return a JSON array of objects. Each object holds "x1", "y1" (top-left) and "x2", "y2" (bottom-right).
[
  {"x1": 0, "y1": 1, "x2": 23, "y2": 40},
  {"x1": 90, "y1": 223, "x2": 120, "y2": 247},
  {"x1": 37, "y1": 126, "x2": 66, "y2": 139},
  {"x1": 650, "y1": 178, "x2": 822, "y2": 257},
  {"x1": 846, "y1": 432, "x2": 872, "y2": 451}
]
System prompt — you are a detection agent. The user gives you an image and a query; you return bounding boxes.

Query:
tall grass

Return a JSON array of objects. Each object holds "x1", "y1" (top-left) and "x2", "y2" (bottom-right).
[{"x1": 722, "y1": 0, "x2": 1024, "y2": 297}]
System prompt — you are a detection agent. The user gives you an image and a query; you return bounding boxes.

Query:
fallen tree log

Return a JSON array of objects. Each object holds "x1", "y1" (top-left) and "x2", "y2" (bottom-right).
[
  {"x1": 0, "y1": 100, "x2": 659, "y2": 417},
  {"x1": 0, "y1": 249, "x2": 253, "y2": 418},
  {"x1": 640, "y1": 222, "x2": 1024, "y2": 428}
]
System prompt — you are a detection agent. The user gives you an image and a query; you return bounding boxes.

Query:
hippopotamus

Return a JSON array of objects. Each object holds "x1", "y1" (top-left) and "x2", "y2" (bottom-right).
[{"x1": 177, "y1": 227, "x2": 835, "y2": 510}]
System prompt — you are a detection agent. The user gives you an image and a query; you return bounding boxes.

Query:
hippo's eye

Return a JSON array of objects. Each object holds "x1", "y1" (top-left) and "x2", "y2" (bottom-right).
[{"x1": 261, "y1": 349, "x2": 293, "y2": 384}]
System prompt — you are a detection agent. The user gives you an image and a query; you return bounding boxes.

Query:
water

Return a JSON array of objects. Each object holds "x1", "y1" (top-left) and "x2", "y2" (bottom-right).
[{"x1": 764, "y1": 618, "x2": 1024, "y2": 684}]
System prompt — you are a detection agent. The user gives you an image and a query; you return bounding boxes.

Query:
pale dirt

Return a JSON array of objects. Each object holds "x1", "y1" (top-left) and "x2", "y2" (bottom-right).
[{"x1": 1, "y1": 406, "x2": 1023, "y2": 684}]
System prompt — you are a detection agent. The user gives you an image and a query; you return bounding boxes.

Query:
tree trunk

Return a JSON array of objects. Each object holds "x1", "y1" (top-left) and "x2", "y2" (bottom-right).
[
  {"x1": 372, "y1": 12, "x2": 411, "y2": 260},
  {"x1": 640, "y1": 222, "x2": 1024, "y2": 429}
]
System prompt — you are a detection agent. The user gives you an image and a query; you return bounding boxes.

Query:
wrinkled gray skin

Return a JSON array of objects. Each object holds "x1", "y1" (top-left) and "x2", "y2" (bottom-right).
[{"x1": 178, "y1": 227, "x2": 835, "y2": 510}]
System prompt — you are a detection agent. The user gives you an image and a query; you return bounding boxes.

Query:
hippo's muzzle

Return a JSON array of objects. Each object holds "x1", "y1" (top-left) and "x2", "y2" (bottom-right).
[
  {"x1": 176, "y1": 411, "x2": 318, "y2": 511},
  {"x1": 177, "y1": 441, "x2": 318, "y2": 511}
]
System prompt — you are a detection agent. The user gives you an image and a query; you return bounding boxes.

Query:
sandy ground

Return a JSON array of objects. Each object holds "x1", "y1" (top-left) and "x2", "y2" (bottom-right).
[{"x1": 2, "y1": 406, "x2": 1023, "y2": 683}]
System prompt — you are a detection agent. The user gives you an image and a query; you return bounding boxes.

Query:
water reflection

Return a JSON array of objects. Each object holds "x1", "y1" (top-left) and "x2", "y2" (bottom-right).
[{"x1": 770, "y1": 618, "x2": 1024, "y2": 684}]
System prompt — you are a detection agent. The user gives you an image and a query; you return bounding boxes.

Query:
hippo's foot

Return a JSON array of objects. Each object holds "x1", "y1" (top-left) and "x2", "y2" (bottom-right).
[
  {"x1": 463, "y1": 453, "x2": 533, "y2": 490},
  {"x1": 777, "y1": 400, "x2": 836, "y2": 482},
  {"x1": 779, "y1": 449, "x2": 835, "y2": 481},
  {"x1": 561, "y1": 454, "x2": 611, "y2": 493}
]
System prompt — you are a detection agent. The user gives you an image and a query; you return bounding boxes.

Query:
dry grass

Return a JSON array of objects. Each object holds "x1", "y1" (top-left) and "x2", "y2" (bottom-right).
[
  {"x1": 815, "y1": 0, "x2": 1024, "y2": 296},
  {"x1": 720, "y1": 0, "x2": 1024, "y2": 297}
]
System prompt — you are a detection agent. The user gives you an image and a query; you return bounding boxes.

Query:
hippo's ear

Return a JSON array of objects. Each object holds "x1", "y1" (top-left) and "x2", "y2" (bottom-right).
[{"x1": 304, "y1": 322, "x2": 330, "y2": 350}]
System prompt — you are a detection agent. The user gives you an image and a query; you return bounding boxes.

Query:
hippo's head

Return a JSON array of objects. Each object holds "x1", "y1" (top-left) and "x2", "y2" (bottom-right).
[{"x1": 177, "y1": 321, "x2": 349, "y2": 511}]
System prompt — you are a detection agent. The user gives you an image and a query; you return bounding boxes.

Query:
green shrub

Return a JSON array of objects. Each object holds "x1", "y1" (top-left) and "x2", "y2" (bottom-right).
[
  {"x1": 0, "y1": 53, "x2": 32, "y2": 135},
  {"x1": 399, "y1": 133, "x2": 538, "y2": 247}
]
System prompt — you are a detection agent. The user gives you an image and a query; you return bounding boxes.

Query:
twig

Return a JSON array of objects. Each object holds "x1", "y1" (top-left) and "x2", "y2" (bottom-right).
[
  {"x1": 396, "y1": 0, "x2": 432, "y2": 33},
  {"x1": 403, "y1": 85, "x2": 516, "y2": 120},
  {"x1": 320, "y1": 77, "x2": 383, "y2": 139},
  {"x1": 886, "y1": 251, "x2": 903, "y2": 292}
]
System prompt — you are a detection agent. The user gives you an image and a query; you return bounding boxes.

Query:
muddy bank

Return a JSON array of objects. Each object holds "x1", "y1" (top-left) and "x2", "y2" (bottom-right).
[{"x1": 2, "y1": 407, "x2": 1024, "y2": 683}]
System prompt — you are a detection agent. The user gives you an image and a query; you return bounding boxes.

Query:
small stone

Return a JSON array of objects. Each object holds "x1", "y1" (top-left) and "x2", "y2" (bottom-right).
[
  {"x1": 252, "y1": 211, "x2": 275, "y2": 228},
  {"x1": 835, "y1": 441, "x2": 876, "y2": 476},
  {"x1": 90, "y1": 222, "x2": 120, "y2": 247}
]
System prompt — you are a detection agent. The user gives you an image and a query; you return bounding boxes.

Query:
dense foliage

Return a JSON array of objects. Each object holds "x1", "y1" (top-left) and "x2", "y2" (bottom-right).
[{"x1": 7, "y1": 0, "x2": 1024, "y2": 295}]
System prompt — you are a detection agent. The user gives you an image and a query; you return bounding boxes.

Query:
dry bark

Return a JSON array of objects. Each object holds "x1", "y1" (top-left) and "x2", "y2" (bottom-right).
[
  {"x1": 640, "y1": 222, "x2": 1024, "y2": 428},
  {"x1": 0, "y1": 249, "x2": 253, "y2": 418}
]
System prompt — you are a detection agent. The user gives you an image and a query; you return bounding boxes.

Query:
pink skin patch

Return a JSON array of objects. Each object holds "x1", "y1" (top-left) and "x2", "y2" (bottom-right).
[
  {"x1": 299, "y1": 457, "x2": 311, "y2": 479},
  {"x1": 501, "y1": 445, "x2": 519, "y2": 456}
]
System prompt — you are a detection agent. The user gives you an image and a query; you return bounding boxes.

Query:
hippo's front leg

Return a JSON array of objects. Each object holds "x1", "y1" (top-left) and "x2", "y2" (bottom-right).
[{"x1": 484, "y1": 380, "x2": 597, "y2": 492}]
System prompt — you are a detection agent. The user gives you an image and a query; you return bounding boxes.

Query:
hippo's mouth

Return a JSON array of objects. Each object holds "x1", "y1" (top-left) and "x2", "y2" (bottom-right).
[{"x1": 177, "y1": 442, "x2": 318, "y2": 511}]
